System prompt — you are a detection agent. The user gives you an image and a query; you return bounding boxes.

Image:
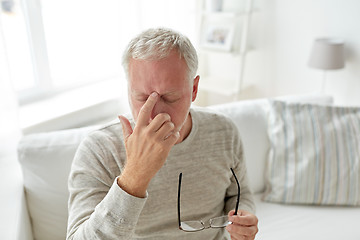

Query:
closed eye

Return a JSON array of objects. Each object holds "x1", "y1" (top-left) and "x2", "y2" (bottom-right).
[
  {"x1": 136, "y1": 96, "x2": 149, "y2": 102},
  {"x1": 162, "y1": 96, "x2": 180, "y2": 103}
]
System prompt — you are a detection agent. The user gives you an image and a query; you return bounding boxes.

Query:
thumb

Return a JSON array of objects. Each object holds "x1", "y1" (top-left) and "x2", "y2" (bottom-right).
[
  {"x1": 228, "y1": 209, "x2": 244, "y2": 217},
  {"x1": 118, "y1": 115, "x2": 133, "y2": 139}
]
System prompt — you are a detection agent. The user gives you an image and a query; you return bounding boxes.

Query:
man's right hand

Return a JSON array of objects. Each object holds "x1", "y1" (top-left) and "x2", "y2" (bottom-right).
[{"x1": 117, "y1": 92, "x2": 180, "y2": 198}]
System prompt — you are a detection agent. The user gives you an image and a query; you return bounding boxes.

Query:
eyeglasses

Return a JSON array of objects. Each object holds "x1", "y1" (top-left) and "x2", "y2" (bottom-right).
[{"x1": 177, "y1": 168, "x2": 240, "y2": 232}]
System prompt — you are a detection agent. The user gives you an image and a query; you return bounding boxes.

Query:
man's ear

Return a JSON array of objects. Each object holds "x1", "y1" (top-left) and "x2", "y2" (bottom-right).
[{"x1": 191, "y1": 75, "x2": 200, "y2": 102}]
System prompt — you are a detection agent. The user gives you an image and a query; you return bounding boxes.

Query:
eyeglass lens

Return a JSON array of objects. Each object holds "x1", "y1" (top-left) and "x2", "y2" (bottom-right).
[{"x1": 181, "y1": 216, "x2": 231, "y2": 232}]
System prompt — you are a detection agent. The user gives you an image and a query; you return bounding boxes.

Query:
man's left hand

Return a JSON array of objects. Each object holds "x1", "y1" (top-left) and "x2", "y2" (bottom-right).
[{"x1": 226, "y1": 209, "x2": 258, "y2": 240}]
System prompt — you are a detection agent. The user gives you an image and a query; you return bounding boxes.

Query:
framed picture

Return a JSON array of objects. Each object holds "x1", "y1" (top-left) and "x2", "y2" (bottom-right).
[{"x1": 201, "y1": 23, "x2": 235, "y2": 51}]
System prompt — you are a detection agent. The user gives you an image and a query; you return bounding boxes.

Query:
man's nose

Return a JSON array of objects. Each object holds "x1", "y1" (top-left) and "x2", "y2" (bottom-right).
[{"x1": 150, "y1": 100, "x2": 164, "y2": 120}]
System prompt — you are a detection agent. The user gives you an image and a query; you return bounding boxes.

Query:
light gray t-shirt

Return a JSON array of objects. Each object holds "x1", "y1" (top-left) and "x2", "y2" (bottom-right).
[{"x1": 67, "y1": 107, "x2": 255, "y2": 240}]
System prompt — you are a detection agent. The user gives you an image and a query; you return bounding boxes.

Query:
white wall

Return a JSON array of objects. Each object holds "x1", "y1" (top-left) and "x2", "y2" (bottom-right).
[{"x1": 243, "y1": 0, "x2": 360, "y2": 105}]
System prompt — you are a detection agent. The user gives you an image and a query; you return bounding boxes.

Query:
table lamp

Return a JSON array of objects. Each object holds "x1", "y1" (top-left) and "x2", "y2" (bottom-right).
[{"x1": 308, "y1": 38, "x2": 345, "y2": 92}]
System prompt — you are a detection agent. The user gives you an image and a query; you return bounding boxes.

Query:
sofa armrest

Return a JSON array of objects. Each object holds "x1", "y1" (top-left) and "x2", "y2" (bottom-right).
[
  {"x1": 0, "y1": 157, "x2": 33, "y2": 240},
  {"x1": 17, "y1": 125, "x2": 99, "y2": 239},
  {"x1": 16, "y1": 187, "x2": 33, "y2": 240}
]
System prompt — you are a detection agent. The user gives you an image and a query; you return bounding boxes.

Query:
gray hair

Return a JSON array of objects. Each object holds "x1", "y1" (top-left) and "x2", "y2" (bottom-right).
[{"x1": 122, "y1": 28, "x2": 198, "y2": 81}]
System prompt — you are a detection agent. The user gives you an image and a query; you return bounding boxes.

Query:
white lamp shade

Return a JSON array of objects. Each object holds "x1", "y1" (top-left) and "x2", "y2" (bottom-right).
[{"x1": 308, "y1": 38, "x2": 345, "y2": 70}]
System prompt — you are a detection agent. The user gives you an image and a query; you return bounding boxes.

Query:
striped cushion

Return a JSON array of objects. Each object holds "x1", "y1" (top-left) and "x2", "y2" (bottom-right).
[{"x1": 263, "y1": 100, "x2": 360, "y2": 205}]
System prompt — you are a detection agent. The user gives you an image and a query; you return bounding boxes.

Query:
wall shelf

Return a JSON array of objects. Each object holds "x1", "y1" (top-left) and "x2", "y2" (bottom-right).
[{"x1": 197, "y1": 0, "x2": 255, "y2": 101}]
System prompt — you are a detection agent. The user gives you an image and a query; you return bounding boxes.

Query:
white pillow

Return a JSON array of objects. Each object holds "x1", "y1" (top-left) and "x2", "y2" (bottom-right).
[
  {"x1": 263, "y1": 100, "x2": 360, "y2": 205},
  {"x1": 210, "y1": 99, "x2": 270, "y2": 194},
  {"x1": 17, "y1": 126, "x2": 97, "y2": 240}
]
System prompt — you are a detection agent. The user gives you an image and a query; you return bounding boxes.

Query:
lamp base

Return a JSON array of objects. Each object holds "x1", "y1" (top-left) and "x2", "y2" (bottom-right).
[{"x1": 321, "y1": 70, "x2": 327, "y2": 93}]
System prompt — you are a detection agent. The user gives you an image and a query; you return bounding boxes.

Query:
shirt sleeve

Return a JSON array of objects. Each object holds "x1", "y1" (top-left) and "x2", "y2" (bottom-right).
[{"x1": 66, "y1": 133, "x2": 147, "y2": 240}]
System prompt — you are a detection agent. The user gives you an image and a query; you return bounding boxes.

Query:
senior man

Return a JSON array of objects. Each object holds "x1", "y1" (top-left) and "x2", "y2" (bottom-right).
[{"x1": 67, "y1": 28, "x2": 258, "y2": 240}]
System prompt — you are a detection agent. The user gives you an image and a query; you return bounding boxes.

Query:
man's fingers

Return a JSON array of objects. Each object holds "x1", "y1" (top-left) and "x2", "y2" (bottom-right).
[
  {"x1": 164, "y1": 131, "x2": 180, "y2": 145},
  {"x1": 148, "y1": 113, "x2": 171, "y2": 132},
  {"x1": 118, "y1": 115, "x2": 133, "y2": 139},
  {"x1": 229, "y1": 210, "x2": 258, "y2": 227},
  {"x1": 227, "y1": 210, "x2": 258, "y2": 240},
  {"x1": 226, "y1": 223, "x2": 258, "y2": 237},
  {"x1": 137, "y1": 92, "x2": 158, "y2": 126},
  {"x1": 230, "y1": 215, "x2": 257, "y2": 227},
  {"x1": 155, "y1": 121, "x2": 175, "y2": 139},
  {"x1": 228, "y1": 230, "x2": 249, "y2": 240}
]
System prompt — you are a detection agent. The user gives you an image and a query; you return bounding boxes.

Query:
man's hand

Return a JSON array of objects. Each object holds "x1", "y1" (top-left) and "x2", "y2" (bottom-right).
[
  {"x1": 117, "y1": 92, "x2": 180, "y2": 198},
  {"x1": 226, "y1": 209, "x2": 258, "y2": 240}
]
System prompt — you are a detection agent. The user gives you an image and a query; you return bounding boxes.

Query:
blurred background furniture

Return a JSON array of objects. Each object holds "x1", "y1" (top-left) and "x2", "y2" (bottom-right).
[{"x1": 308, "y1": 38, "x2": 345, "y2": 92}]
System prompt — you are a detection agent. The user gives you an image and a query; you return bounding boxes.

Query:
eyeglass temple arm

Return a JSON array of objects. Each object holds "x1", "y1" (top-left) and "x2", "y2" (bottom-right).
[
  {"x1": 230, "y1": 168, "x2": 240, "y2": 216},
  {"x1": 177, "y1": 173, "x2": 183, "y2": 228}
]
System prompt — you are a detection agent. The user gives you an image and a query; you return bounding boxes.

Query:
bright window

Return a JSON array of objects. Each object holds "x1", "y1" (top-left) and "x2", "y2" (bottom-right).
[
  {"x1": 1, "y1": 0, "x2": 197, "y2": 105},
  {"x1": 1, "y1": 0, "x2": 35, "y2": 92},
  {"x1": 41, "y1": 0, "x2": 122, "y2": 88}
]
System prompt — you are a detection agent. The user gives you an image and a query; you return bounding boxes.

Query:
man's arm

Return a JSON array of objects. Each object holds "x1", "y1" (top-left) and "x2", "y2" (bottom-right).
[
  {"x1": 225, "y1": 123, "x2": 258, "y2": 239},
  {"x1": 225, "y1": 162, "x2": 258, "y2": 240},
  {"x1": 67, "y1": 92, "x2": 179, "y2": 239},
  {"x1": 66, "y1": 137, "x2": 148, "y2": 240}
]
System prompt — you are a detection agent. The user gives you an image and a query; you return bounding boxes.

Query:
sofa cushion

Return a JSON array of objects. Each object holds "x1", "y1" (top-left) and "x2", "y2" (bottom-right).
[
  {"x1": 210, "y1": 99, "x2": 270, "y2": 194},
  {"x1": 254, "y1": 193, "x2": 360, "y2": 240},
  {"x1": 17, "y1": 125, "x2": 98, "y2": 240},
  {"x1": 210, "y1": 94, "x2": 334, "y2": 194},
  {"x1": 263, "y1": 100, "x2": 360, "y2": 205}
]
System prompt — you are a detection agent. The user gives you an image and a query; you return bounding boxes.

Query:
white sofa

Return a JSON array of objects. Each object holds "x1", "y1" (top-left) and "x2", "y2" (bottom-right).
[{"x1": 16, "y1": 94, "x2": 360, "y2": 240}]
